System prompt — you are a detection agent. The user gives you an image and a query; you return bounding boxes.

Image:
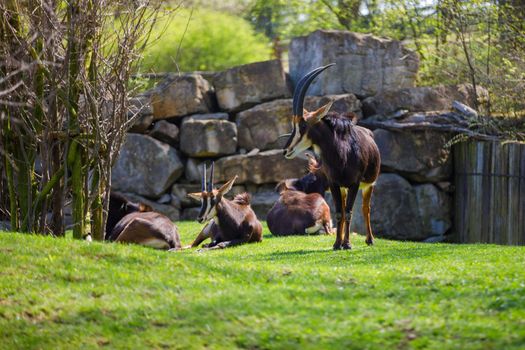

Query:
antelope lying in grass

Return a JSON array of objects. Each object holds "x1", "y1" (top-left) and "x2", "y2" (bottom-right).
[
  {"x1": 187, "y1": 162, "x2": 263, "y2": 250},
  {"x1": 283, "y1": 64, "x2": 381, "y2": 250},
  {"x1": 267, "y1": 154, "x2": 332, "y2": 236},
  {"x1": 106, "y1": 193, "x2": 181, "y2": 250}
]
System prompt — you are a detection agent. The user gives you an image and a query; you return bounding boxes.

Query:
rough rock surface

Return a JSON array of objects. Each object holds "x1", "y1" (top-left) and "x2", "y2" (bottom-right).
[
  {"x1": 129, "y1": 114, "x2": 154, "y2": 134},
  {"x1": 116, "y1": 192, "x2": 180, "y2": 221},
  {"x1": 414, "y1": 184, "x2": 452, "y2": 238},
  {"x1": 373, "y1": 128, "x2": 452, "y2": 182},
  {"x1": 112, "y1": 134, "x2": 184, "y2": 198},
  {"x1": 151, "y1": 74, "x2": 213, "y2": 119},
  {"x1": 236, "y1": 94, "x2": 361, "y2": 151},
  {"x1": 250, "y1": 191, "x2": 280, "y2": 220},
  {"x1": 181, "y1": 207, "x2": 200, "y2": 221},
  {"x1": 171, "y1": 183, "x2": 203, "y2": 208},
  {"x1": 214, "y1": 60, "x2": 290, "y2": 112},
  {"x1": 184, "y1": 113, "x2": 229, "y2": 121},
  {"x1": 362, "y1": 84, "x2": 488, "y2": 117},
  {"x1": 214, "y1": 150, "x2": 309, "y2": 185},
  {"x1": 180, "y1": 118, "x2": 237, "y2": 157},
  {"x1": 349, "y1": 174, "x2": 451, "y2": 240},
  {"x1": 289, "y1": 30, "x2": 419, "y2": 97},
  {"x1": 149, "y1": 120, "x2": 179, "y2": 146},
  {"x1": 349, "y1": 174, "x2": 421, "y2": 240}
]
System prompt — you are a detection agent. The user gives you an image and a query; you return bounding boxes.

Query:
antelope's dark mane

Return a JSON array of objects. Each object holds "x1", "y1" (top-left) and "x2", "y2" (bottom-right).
[
  {"x1": 232, "y1": 192, "x2": 251, "y2": 205},
  {"x1": 322, "y1": 112, "x2": 357, "y2": 135}
]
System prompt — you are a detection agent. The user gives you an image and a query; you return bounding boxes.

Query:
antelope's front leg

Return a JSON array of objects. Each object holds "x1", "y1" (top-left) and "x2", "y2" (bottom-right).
[
  {"x1": 185, "y1": 221, "x2": 214, "y2": 249},
  {"x1": 342, "y1": 184, "x2": 359, "y2": 250},
  {"x1": 362, "y1": 185, "x2": 375, "y2": 246},
  {"x1": 330, "y1": 184, "x2": 344, "y2": 250}
]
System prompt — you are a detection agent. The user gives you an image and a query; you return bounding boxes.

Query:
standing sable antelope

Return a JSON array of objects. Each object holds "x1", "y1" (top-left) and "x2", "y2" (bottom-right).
[
  {"x1": 106, "y1": 193, "x2": 181, "y2": 250},
  {"x1": 267, "y1": 153, "x2": 332, "y2": 236},
  {"x1": 283, "y1": 64, "x2": 380, "y2": 250},
  {"x1": 187, "y1": 162, "x2": 263, "y2": 250}
]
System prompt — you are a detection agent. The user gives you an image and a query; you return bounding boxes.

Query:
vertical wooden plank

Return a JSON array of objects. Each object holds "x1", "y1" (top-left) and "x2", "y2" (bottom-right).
[
  {"x1": 453, "y1": 142, "x2": 463, "y2": 243},
  {"x1": 507, "y1": 144, "x2": 519, "y2": 245},
  {"x1": 482, "y1": 142, "x2": 492, "y2": 242},
  {"x1": 490, "y1": 142, "x2": 503, "y2": 243},
  {"x1": 502, "y1": 143, "x2": 510, "y2": 244},
  {"x1": 518, "y1": 144, "x2": 525, "y2": 245}
]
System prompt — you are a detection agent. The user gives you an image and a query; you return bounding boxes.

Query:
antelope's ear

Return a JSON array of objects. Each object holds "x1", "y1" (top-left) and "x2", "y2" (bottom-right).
[
  {"x1": 218, "y1": 175, "x2": 238, "y2": 196},
  {"x1": 305, "y1": 101, "x2": 333, "y2": 125},
  {"x1": 139, "y1": 203, "x2": 153, "y2": 212},
  {"x1": 187, "y1": 192, "x2": 203, "y2": 201}
]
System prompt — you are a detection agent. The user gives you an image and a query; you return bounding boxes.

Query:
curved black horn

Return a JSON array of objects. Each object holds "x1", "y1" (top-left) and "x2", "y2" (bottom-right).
[
  {"x1": 202, "y1": 163, "x2": 207, "y2": 192},
  {"x1": 208, "y1": 161, "x2": 214, "y2": 191},
  {"x1": 292, "y1": 63, "x2": 335, "y2": 117}
]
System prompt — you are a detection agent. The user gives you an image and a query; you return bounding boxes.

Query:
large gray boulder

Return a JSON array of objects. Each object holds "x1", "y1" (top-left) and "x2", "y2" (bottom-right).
[
  {"x1": 172, "y1": 183, "x2": 202, "y2": 208},
  {"x1": 289, "y1": 30, "x2": 419, "y2": 97},
  {"x1": 115, "y1": 192, "x2": 180, "y2": 221},
  {"x1": 128, "y1": 95, "x2": 154, "y2": 133},
  {"x1": 184, "y1": 158, "x2": 205, "y2": 183},
  {"x1": 149, "y1": 120, "x2": 179, "y2": 146},
  {"x1": 236, "y1": 94, "x2": 361, "y2": 151},
  {"x1": 373, "y1": 129, "x2": 452, "y2": 182},
  {"x1": 362, "y1": 84, "x2": 488, "y2": 117},
  {"x1": 151, "y1": 74, "x2": 213, "y2": 119},
  {"x1": 349, "y1": 174, "x2": 451, "y2": 241},
  {"x1": 414, "y1": 184, "x2": 452, "y2": 238},
  {"x1": 112, "y1": 134, "x2": 184, "y2": 198},
  {"x1": 214, "y1": 149, "x2": 308, "y2": 185},
  {"x1": 180, "y1": 118, "x2": 237, "y2": 157},
  {"x1": 214, "y1": 60, "x2": 290, "y2": 112},
  {"x1": 250, "y1": 191, "x2": 280, "y2": 220}
]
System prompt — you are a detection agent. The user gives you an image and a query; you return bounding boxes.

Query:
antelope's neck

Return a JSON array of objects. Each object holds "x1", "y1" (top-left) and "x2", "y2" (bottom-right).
[
  {"x1": 216, "y1": 199, "x2": 243, "y2": 229},
  {"x1": 307, "y1": 123, "x2": 341, "y2": 163}
]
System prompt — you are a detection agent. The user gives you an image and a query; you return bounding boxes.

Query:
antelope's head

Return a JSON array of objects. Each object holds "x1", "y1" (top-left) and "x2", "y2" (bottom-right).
[
  {"x1": 283, "y1": 64, "x2": 335, "y2": 159},
  {"x1": 187, "y1": 162, "x2": 237, "y2": 224}
]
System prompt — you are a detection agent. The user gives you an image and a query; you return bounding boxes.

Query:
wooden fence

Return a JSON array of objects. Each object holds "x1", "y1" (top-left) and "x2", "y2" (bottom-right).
[{"x1": 454, "y1": 140, "x2": 525, "y2": 245}]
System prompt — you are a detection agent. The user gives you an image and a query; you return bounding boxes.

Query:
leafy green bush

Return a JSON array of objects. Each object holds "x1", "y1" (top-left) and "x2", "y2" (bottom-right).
[{"x1": 139, "y1": 9, "x2": 271, "y2": 72}]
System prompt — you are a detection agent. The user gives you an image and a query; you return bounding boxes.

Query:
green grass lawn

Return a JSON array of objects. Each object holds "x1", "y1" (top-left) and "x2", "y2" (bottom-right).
[{"x1": 1, "y1": 222, "x2": 524, "y2": 350}]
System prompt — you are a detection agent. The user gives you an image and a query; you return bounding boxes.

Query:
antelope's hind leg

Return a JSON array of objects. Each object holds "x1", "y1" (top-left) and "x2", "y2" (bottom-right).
[
  {"x1": 342, "y1": 184, "x2": 359, "y2": 250},
  {"x1": 362, "y1": 185, "x2": 375, "y2": 246},
  {"x1": 330, "y1": 185, "x2": 345, "y2": 250}
]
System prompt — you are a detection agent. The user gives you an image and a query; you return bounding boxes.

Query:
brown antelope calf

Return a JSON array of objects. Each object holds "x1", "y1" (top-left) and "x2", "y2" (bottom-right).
[
  {"x1": 106, "y1": 193, "x2": 181, "y2": 250},
  {"x1": 283, "y1": 64, "x2": 381, "y2": 250},
  {"x1": 187, "y1": 162, "x2": 263, "y2": 250},
  {"x1": 267, "y1": 154, "x2": 332, "y2": 236}
]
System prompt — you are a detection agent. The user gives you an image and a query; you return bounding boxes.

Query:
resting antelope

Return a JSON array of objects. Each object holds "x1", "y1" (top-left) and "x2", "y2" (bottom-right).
[
  {"x1": 267, "y1": 154, "x2": 332, "y2": 236},
  {"x1": 106, "y1": 193, "x2": 181, "y2": 250},
  {"x1": 283, "y1": 64, "x2": 381, "y2": 250},
  {"x1": 187, "y1": 162, "x2": 263, "y2": 250}
]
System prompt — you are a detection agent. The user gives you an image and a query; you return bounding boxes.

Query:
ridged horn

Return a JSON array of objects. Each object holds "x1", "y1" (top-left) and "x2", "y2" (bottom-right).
[
  {"x1": 292, "y1": 63, "x2": 335, "y2": 117},
  {"x1": 208, "y1": 161, "x2": 214, "y2": 191},
  {"x1": 201, "y1": 163, "x2": 207, "y2": 192}
]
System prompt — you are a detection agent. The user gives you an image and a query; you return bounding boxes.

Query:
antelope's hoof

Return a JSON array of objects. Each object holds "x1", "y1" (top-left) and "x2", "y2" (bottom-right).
[
  {"x1": 342, "y1": 243, "x2": 352, "y2": 250},
  {"x1": 333, "y1": 243, "x2": 342, "y2": 251},
  {"x1": 366, "y1": 239, "x2": 374, "y2": 246}
]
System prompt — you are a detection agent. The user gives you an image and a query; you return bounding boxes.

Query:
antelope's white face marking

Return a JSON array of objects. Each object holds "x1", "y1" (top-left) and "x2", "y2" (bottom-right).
[
  {"x1": 198, "y1": 193, "x2": 218, "y2": 224},
  {"x1": 284, "y1": 118, "x2": 311, "y2": 159}
]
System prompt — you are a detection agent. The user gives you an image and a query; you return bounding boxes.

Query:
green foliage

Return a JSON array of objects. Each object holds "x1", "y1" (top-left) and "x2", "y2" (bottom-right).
[
  {"x1": 1, "y1": 224, "x2": 525, "y2": 349},
  {"x1": 139, "y1": 9, "x2": 271, "y2": 72}
]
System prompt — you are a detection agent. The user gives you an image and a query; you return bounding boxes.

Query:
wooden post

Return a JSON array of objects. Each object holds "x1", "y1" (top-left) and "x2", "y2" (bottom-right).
[{"x1": 454, "y1": 140, "x2": 525, "y2": 245}]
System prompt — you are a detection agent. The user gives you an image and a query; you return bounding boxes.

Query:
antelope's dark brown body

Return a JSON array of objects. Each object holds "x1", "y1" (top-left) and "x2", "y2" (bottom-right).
[
  {"x1": 187, "y1": 164, "x2": 263, "y2": 250},
  {"x1": 109, "y1": 211, "x2": 181, "y2": 250},
  {"x1": 267, "y1": 155, "x2": 332, "y2": 236},
  {"x1": 283, "y1": 64, "x2": 381, "y2": 250},
  {"x1": 307, "y1": 112, "x2": 380, "y2": 188},
  {"x1": 106, "y1": 193, "x2": 181, "y2": 250},
  {"x1": 267, "y1": 190, "x2": 331, "y2": 236}
]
